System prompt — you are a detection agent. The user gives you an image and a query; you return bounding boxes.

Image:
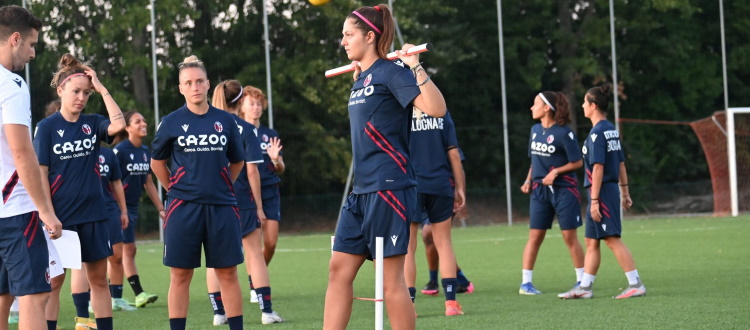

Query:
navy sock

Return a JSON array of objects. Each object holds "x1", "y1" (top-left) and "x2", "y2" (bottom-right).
[
  {"x1": 47, "y1": 320, "x2": 57, "y2": 330},
  {"x1": 228, "y1": 316, "x2": 243, "y2": 330},
  {"x1": 255, "y1": 286, "x2": 273, "y2": 313},
  {"x1": 457, "y1": 269, "x2": 470, "y2": 285},
  {"x1": 408, "y1": 287, "x2": 416, "y2": 303},
  {"x1": 209, "y1": 291, "x2": 225, "y2": 315},
  {"x1": 110, "y1": 284, "x2": 124, "y2": 299},
  {"x1": 429, "y1": 270, "x2": 438, "y2": 283},
  {"x1": 248, "y1": 275, "x2": 255, "y2": 290},
  {"x1": 128, "y1": 275, "x2": 144, "y2": 295},
  {"x1": 72, "y1": 292, "x2": 90, "y2": 318},
  {"x1": 169, "y1": 318, "x2": 187, "y2": 330},
  {"x1": 442, "y1": 278, "x2": 458, "y2": 301},
  {"x1": 95, "y1": 317, "x2": 113, "y2": 330}
]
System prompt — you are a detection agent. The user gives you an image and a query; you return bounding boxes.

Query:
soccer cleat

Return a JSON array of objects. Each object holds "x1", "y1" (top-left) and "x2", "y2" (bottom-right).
[
  {"x1": 249, "y1": 289, "x2": 259, "y2": 303},
  {"x1": 112, "y1": 298, "x2": 138, "y2": 311},
  {"x1": 134, "y1": 292, "x2": 159, "y2": 308},
  {"x1": 213, "y1": 314, "x2": 228, "y2": 326},
  {"x1": 457, "y1": 282, "x2": 475, "y2": 294},
  {"x1": 8, "y1": 311, "x2": 18, "y2": 324},
  {"x1": 421, "y1": 280, "x2": 439, "y2": 296},
  {"x1": 519, "y1": 282, "x2": 542, "y2": 295},
  {"x1": 261, "y1": 311, "x2": 286, "y2": 324},
  {"x1": 75, "y1": 316, "x2": 98, "y2": 330},
  {"x1": 614, "y1": 283, "x2": 646, "y2": 299},
  {"x1": 558, "y1": 285, "x2": 593, "y2": 299},
  {"x1": 444, "y1": 300, "x2": 464, "y2": 316}
]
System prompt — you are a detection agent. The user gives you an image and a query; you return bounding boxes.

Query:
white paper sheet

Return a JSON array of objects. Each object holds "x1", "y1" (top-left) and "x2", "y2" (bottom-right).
[{"x1": 49, "y1": 230, "x2": 81, "y2": 270}]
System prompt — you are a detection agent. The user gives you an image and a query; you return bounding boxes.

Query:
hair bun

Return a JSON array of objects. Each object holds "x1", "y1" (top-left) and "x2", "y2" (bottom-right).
[
  {"x1": 183, "y1": 55, "x2": 203, "y2": 65},
  {"x1": 58, "y1": 53, "x2": 80, "y2": 70},
  {"x1": 600, "y1": 83, "x2": 613, "y2": 97}
]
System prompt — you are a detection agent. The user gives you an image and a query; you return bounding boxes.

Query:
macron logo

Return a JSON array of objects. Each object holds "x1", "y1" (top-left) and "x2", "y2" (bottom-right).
[
  {"x1": 591, "y1": 133, "x2": 598, "y2": 142},
  {"x1": 569, "y1": 132, "x2": 575, "y2": 140},
  {"x1": 56, "y1": 130, "x2": 64, "y2": 137},
  {"x1": 181, "y1": 124, "x2": 189, "y2": 132},
  {"x1": 391, "y1": 235, "x2": 398, "y2": 246},
  {"x1": 12, "y1": 77, "x2": 22, "y2": 87},
  {"x1": 602, "y1": 224, "x2": 607, "y2": 231},
  {"x1": 532, "y1": 133, "x2": 537, "y2": 140}
]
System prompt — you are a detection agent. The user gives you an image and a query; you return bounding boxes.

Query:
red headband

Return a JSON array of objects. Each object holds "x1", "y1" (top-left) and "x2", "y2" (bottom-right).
[{"x1": 58, "y1": 73, "x2": 87, "y2": 87}]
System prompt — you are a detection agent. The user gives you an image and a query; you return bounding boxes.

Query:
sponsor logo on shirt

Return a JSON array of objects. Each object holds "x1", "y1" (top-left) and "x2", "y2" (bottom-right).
[
  {"x1": 53, "y1": 135, "x2": 97, "y2": 158},
  {"x1": 530, "y1": 141, "x2": 556, "y2": 156}
]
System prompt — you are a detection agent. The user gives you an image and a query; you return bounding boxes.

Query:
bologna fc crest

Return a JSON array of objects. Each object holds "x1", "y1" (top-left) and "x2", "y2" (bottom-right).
[
  {"x1": 546, "y1": 135, "x2": 555, "y2": 144},
  {"x1": 82, "y1": 124, "x2": 92, "y2": 135},
  {"x1": 364, "y1": 74, "x2": 373, "y2": 87},
  {"x1": 262, "y1": 134, "x2": 269, "y2": 142},
  {"x1": 99, "y1": 155, "x2": 105, "y2": 164},
  {"x1": 214, "y1": 121, "x2": 223, "y2": 133}
]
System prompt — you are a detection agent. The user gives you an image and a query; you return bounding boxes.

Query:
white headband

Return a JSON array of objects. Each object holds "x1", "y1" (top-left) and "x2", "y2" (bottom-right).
[
  {"x1": 538, "y1": 93, "x2": 556, "y2": 111},
  {"x1": 230, "y1": 86, "x2": 243, "y2": 104}
]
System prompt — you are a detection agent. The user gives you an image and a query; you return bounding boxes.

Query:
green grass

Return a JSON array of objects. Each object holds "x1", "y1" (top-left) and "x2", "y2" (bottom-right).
[{"x1": 17, "y1": 216, "x2": 749, "y2": 329}]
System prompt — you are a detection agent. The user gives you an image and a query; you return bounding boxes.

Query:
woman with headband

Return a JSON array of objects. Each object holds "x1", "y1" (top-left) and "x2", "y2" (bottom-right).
[
  {"x1": 324, "y1": 4, "x2": 450, "y2": 329},
  {"x1": 34, "y1": 53, "x2": 126, "y2": 330},
  {"x1": 519, "y1": 91, "x2": 585, "y2": 296},
  {"x1": 558, "y1": 84, "x2": 645, "y2": 300},
  {"x1": 204, "y1": 80, "x2": 285, "y2": 325}
]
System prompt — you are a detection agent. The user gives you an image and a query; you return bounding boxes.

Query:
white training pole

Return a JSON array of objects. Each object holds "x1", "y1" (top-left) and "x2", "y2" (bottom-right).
[
  {"x1": 330, "y1": 235, "x2": 335, "y2": 255},
  {"x1": 719, "y1": 0, "x2": 729, "y2": 113},
  {"x1": 149, "y1": 0, "x2": 164, "y2": 243},
  {"x1": 22, "y1": 0, "x2": 29, "y2": 85},
  {"x1": 262, "y1": 0, "x2": 274, "y2": 129},
  {"x1": 375, "y1": 237, "x2": 384, "y2": 330},
  {"x1": 496, "y1": 0, "x2": 512, "y2": 225},
  {"x1": 325, "y1": 43, "x2": 432, "y2": 78},
  {"x1": 609, "y1": 0, "x2": 620, "y2": 132},
  {"x1": 726, "y1": 108, "x2": 750, "y2": 217}
]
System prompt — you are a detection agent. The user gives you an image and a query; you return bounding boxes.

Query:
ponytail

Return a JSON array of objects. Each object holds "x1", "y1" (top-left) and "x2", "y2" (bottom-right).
[
  {"x1": 348, "y1": 4, "x2": 394, "y2": 59},
  {"x1": 212, "y1": 80, "x2": 242, "y2": 112}
]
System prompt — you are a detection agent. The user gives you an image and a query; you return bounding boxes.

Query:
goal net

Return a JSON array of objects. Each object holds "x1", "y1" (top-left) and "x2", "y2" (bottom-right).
[{"x1": 690, "y1": 110, "x2": 750, "y2": 216}]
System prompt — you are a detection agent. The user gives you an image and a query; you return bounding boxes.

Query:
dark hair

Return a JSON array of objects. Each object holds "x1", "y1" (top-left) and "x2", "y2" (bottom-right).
[
  {"x1": 212, "y1": 80, "x2": 242, "y2": 111},
  {"x1": 539, "y1": 91, "x2": 571, "y2": 126},
  {"x1": 44, "y1": 99, "x2": 61, "y2": 117},
  {"x1": 586, "y1": 83, "x2": 613, "y2": 114},
  {"x1": 0, "y1": 5, "x2": 42, "y2": 40},
  {"x1": 178, "y1": 55, "x2": 206, "y2": 76},
  {"x1": 50, "y1": 53, "x2": 90, "y2": 88},
  {"x1": 347, "y1": 4, "x2": 394, "y2": 59},
  {"x1": 113, "y1": 110, "x2": 141, "y2": 145}
]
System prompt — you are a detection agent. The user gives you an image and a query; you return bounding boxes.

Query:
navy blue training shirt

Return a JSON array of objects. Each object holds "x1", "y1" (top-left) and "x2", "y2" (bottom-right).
[
  {"x1": 256, "y1": 125, "x2": 282, "y2": 187},
  {"x1": 233, "y1": 115, "x2": 264, "y2": 210},
  {"x1": 528, "y1": 123, "x2": 582, "y2": 187},
  {"x1": 151, "y1": 105, "x2": 244, "y2": 205},
  {"x1": 113, "y1": 139, "x2": 151, "y2": 211},
  {"x1": 410, "y1": 111, "x2": 460, "y2": 196},
  {"x1": 583, "y1": 120, "x2": 624, "y2": 187},
  {"x1": 34, "y1": 112, "x2": 112, "y2": 225},
  {"x1": 348, "y1": 58, "x2": 421, "y2": 194}
]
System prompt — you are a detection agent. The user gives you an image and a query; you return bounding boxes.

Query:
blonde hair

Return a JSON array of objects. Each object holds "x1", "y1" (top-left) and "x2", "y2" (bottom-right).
[
  {"x1": 212, "y1": 80, "x2": 242, "y2": 111},
  {"x1": 50, "y1": 53, "x2": 91, "y2": 88},
  {"x1": 178, "y1": 55, "x2": 206, "y2": 75}
]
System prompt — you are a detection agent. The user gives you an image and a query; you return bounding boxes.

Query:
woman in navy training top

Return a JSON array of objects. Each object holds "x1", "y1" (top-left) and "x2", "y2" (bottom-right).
[
  {"x1": 518, "y1": 91, "x2": 584, "y2": 296},
  {"x1": 112, "y1": 110, "x2": 164, "y2": 308},
  {"x1": 150, "y1": 56, "x2": 245, "y2": 330},
  {"x1": 35, "y1": 53, "x2": 126, "y2": 330},
  {"x1": 323, "y1": 4, "x2": 448, "y2": 329}
]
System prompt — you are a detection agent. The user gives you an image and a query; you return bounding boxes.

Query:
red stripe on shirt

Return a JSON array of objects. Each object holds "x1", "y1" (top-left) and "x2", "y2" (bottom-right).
[
  {"x1": 366, "y1": 122, "x2": 407, "y2": 164},
  {"x1": 50, "y1": 175, "x2": 63, "y2": 196},
  {"x1": 364, "y1": 127, "x2": 406, "y2": 174},
  {"x1": 2, "y1": 170, "x2": 19, "y2": 204}
]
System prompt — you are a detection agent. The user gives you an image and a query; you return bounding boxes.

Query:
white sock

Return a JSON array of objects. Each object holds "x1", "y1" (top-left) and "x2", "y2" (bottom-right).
[
  {"x1": 625, "y1": 269, "x2": 640, "y2": 286},
  {"x1": 575, "y1": 268, "x2": 584, "y2": 282},
  {"x1": 522, "y1": 269, "x2": 533, "y2": 284},
  {"x1": 580, "y1": 273, "x2": 596, "y2": 288}
]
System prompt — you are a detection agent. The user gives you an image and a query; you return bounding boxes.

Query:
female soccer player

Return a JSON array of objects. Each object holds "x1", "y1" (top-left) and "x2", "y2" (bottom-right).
[
  {"x1": 112, "y1": 110, "x2": 164, "y2": 308},
  {"x1": 518, "y1": 91, "x2": 585, "y2": 295},
  {"x1": 35, "y1": 53, "x2": 126, "y2": 330},
  {"x1": 405, "y1": 110, "x2": 466, "y2": 313},
  {"x1": 241, "y1": 86, "x2": 284, "y2": 271},
  {"x1": 204, "y1": 80, "x2": 284, "y2": 325},
  {"x1": 558, "y1": 83, "x2": 645, "y2": 299},
  {"x1": 324, "y1": 4, "x2": 449, "y2": 329},
  {"x1": 150, "y1": 56, "x2": 245, "y2": 330}
]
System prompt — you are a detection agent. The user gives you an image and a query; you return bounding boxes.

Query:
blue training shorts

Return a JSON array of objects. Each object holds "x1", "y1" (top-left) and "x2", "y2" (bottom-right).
[
  {"x1": 585, "y1": 182, "x2": 622, "y2": 239},
  {"x1": 162, "y1": 197, "x2": 243, "y2": 269},
  {"x1": 122, "y1": 209, "x2": 138, "y2": 244},
  {"x1": 239, "y1": 208, "x2": 261, "y2": 237},
  {"x1": 413, "y1": 193, "x2": 454, "y2": 224},
  {"x1": 64, "y1": 220, "x2": 113, "y2": 263},
  {"x1": 261, "y1": 184, "x2": 281, "y2": 222},
  {"x1": 106, "y1": 204, "x2": 124, "y2": 245},
  {"x1": 333, "y1": 187, "x2": 417, "y2": 259},
  {"x1": 529, "y1": 182, "x2": 583, "y2": 231},
  {"x1": 0, "y1": 212, "x2": 51, "y2": 296}
]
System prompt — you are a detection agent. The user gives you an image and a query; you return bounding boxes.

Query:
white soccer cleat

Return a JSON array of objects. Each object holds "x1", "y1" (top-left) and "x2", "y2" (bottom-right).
[
  {"x1": 558, "y1": 285, "x2": 593, "y2": 299},
  {"x1": 213, "y1": 314, "x2": 228, "y2": 326},
  {"x1": 261, "y1": 311, "x2": 286, "y2": 325},
  {"x1": 614, "y1": 284, "x2": 646, "y2": 299}
]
